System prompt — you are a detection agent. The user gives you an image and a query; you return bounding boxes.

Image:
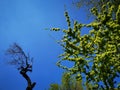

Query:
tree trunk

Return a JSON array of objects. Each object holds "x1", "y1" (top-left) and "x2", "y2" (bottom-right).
[{"x1": 20, "y1": 70, "x2": 36, "y2": 90}]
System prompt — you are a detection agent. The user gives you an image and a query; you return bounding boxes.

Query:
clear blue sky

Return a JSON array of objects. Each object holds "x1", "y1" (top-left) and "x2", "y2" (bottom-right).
[{"x1": 0, "y1": 0, "x2": 91, "y2": 90}]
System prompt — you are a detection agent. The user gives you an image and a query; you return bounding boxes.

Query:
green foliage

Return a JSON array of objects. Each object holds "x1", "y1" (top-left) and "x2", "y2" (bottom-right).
[
  {"x1": 73, "y1": 0, "x2": 120, "y2": 18},
  {"x1": 49, "y1": 84, "x2": 60, "y2": 90},
  {"x1": 49, "y1": 72, "x2": 84, "y2": 90},
  {"x1": 73, "y1": 0, "x2": 120, "y2": 10},
  {"x1": 61, "y1": 72, "x2": 71, "y2": 90},
  {"x1": 51, "y1": 2, "x2": 120, "y2": 90}
]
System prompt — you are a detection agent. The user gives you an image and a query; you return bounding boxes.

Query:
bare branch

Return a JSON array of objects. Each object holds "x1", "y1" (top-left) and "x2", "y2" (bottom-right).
[{"x1": 6, "y1": 43, "x2": 36, "y2": 90}]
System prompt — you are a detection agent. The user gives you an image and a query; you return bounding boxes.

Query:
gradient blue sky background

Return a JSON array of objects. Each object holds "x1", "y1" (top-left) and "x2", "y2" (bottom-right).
[{"x1": 0, "y1": 0, "x2": 92, "y2": 90}]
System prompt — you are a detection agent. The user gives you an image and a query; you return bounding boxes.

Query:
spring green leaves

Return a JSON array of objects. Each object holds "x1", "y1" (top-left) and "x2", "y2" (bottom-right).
[{"x1": 51, "y1": 2, "x2": 120, "y2": 89}]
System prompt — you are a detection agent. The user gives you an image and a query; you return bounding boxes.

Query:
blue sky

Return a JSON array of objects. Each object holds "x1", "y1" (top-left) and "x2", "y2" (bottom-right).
[{"x1": 0, "y1": 0, "x2": 91, "y2": 90}]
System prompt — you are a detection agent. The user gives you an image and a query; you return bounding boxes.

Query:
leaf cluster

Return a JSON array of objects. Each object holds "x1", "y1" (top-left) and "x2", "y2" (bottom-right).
[{"x1": 52, "y1": 2, "x2": 120, "y2": 89}]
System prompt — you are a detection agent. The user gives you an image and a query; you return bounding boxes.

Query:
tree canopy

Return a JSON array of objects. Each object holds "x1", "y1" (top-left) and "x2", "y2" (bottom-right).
[
  {"x1": 73, "y1": 0, "x2": 120, "y2": 10},
  {"x1": 52, "y1": 2, "x2": 120, "y2": 89},
  {"x1": 49, "y1": 72, "x2": 84, "y2": 90},
  {"x1": 73, "y1": 0, "x2": 120, "y2": 18}
]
